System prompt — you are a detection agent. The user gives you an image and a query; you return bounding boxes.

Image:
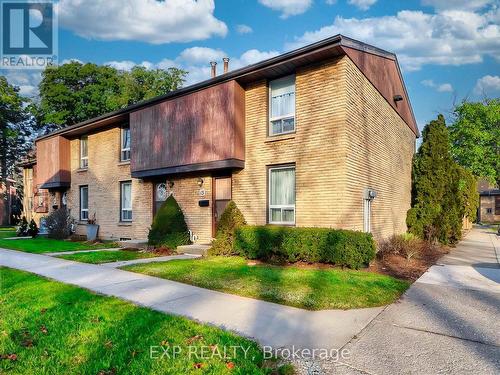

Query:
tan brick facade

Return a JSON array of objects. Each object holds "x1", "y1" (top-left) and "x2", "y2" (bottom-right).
[
  {"x1": 68, "y1": 127, "x2": 153, "y2": 240},
  {"x1": 30, "y1": 53, "x2": 416, "y2": 242},
  {"x1": 233, "y1": 55, "x2": 415, "y2": 239},
  {"x1": 343, "y1": 56, "x2": 416, "y2": 238},
  {"x1": 479, "y1": 196, "x2": 500, "y2": 223}
]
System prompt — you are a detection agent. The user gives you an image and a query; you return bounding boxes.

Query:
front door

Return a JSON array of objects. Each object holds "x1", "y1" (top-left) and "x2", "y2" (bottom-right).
[{"x1": 213, "y1": 176, "x2": 232, "y2": 236}]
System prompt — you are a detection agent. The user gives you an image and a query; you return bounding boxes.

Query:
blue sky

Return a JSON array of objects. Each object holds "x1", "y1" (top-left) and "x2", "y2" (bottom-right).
[{"x1": 3, "y1": 0, "x2": 499, "y2": 134}]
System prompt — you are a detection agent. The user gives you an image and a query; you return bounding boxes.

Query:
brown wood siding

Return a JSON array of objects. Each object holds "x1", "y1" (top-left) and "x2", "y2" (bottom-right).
[
  {"x1": 35, "y1": 136, "x2": 71, "y2": 188},
  {"x1": 130, "y1": 80, "x2": 245, "y2": 176},
  {"x1": 341, "y1": 46, "x2": 418, "y2": 136}
]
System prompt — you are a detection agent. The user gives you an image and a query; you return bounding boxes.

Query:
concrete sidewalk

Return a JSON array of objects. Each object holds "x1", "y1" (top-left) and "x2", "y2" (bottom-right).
[
  {"x1": 327, "y1": 227, "x2": 500, "y2": 375},
  {"x1": 0, "y1": 248, "x2": 382, "y2": 351},
  {"x1": 45, "y1": 248, "x2": 121, "y2": 256},
  {"x1": 101, "y1": 253, "x2": 201, "y2": 268}
]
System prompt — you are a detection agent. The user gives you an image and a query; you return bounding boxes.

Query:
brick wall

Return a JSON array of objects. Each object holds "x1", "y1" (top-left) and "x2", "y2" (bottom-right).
[
  {"x1": 342, "y1": 56, "x2": 416, "y2": 238},
  {"x1": 480, "y1": 196, "x2": 500, "y2": 223},
  {"x1": 233, "y1": 57, "x2": 348, "y2": 227},
  {"x1": 233, "y1": 55, "x2": 416, "y2": 239},
  {"x1": 67, "y1": 127, "x2": 153, "y2": 240},
  {"x1": 164, "y1": 175, "x2": 213, "y2": 243},
  {"x1": 61, "y1": 54, "x2": 415, "y2": 241}
]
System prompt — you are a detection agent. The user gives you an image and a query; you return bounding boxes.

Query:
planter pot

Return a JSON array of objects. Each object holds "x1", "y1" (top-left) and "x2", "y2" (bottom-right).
[{"x1": 86, "y1": 224, "x2": 99, "y2": 241}]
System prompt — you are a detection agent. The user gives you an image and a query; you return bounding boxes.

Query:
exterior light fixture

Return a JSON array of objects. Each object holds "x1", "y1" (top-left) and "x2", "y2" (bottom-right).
[
  {"x1": 197, "y1": 177, "x2": 204, "y2": 187},
  {"x1": 167, "y1": 180, "x2": 174, "y2": 189}
]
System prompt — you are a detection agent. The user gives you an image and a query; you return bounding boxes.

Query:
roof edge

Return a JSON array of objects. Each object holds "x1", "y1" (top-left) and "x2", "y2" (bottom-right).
[{"x1": 37, "y1": 34, "x2": 405, "y2": 141}]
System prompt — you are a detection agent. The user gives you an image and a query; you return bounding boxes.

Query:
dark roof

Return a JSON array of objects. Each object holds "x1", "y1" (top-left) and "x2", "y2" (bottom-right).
[
  {"x1": 37, "y1": 34, "x2": 417, "y2": 141},
  {"x1": 480, "y1": 189, "x2": 500, "y2": 196}
]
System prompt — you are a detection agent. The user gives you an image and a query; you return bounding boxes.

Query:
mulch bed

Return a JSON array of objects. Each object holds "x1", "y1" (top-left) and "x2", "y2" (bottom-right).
[{"x1": 369, "y1": 245, "x2": 450, "y2": 282}]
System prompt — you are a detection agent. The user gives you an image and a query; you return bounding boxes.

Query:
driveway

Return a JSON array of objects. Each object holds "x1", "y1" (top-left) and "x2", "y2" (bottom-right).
[{"x1": 322, "y1": 227, "x2": 500, "y2": 374}]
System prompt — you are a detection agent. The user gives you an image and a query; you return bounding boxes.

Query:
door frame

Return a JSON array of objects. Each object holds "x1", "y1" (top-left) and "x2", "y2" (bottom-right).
[{"x1": 212, "y1": 175, "x2": 232, "y2": 237}]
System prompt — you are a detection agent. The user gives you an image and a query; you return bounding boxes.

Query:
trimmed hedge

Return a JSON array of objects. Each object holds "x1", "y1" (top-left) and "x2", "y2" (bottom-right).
[
  {"x1": 148, "y1": 195, "x2": 190, "y2": 249},
  {"x1": 234, "y1": 226, "x2": 376, "y2": 269}
]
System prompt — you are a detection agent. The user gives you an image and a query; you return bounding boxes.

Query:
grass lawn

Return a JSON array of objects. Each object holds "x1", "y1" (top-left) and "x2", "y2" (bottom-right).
[
  {"x1": 124, "y1": 256, "x2": 410, "y2": 310},
  {"x1": 0, "y1": 229, "x2": 118, "y2": 253},
  {"x1": 58, "y1": 250, "x2": 160, "y2": 264},
  {"x1": 0, "y1": 228, "x2": 16, "y2": 238},
  {"x1": 0, "y1": 267, "x2": 276, "y2": 374}
]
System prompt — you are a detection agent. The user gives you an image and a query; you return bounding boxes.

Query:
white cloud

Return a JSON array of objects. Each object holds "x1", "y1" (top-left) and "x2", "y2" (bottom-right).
[
  {"x1": 2, "y1": 71, "x2": 42, "y2": 98},
  {"x1": 100, "y1": 46, "x2": 279, "y2": 86},
  {"x1": 421, "y1": 0, "x2": 494, "y2": 11},
  {"x1": 325, "y1": 0, "x2": 337, "y2": 5},
  {"x1": 348, "y1": 0, "x2": 377, "y2": 11},
  {"x1": 474, "y1": 75, "x2": 500, "y2": 95},
  {"x1": 258, "y1": 0, "x2": 313, "y2": 18},
  {"x1": 421, "y1": 79, "x2": 453, "y2": 92},
  {"x1": 288, "y1": 7, "x2": 500, "y2": 71},
  {"x1": 236, "y1": 24, "x2": 253, "y2": 34},
  {"x1": 56, "y1": 0, "x2": 227, "y2": 44},
  {"x1": 177, "y1": 47, "x2": 226, "y2": 64}
]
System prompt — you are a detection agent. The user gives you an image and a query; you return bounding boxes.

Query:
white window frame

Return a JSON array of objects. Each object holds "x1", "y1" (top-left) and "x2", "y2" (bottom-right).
[
  {"x1": 268, "y1": 166, "x2": 296, "y2": 225},
  {"x1": 80, "y1": 136, "x2": 88, "y2": 168},
  {"x1": 120, "y1": 127, "x2": 131, "y2": 161},
  {"x1": 120, "y1": 181, "x2": 132, "y2": 222},
  {"x1": 80, "y1": 185, "x2": 88, "y2": 221},
  {"x1": 269, "y1": 75, "x2": 296, "y2": 136}
]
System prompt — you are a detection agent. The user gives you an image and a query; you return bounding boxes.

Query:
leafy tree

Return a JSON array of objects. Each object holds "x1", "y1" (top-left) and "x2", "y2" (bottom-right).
[
  {"x1": 407, "y1": 115, "x2": 453, "y2": 241},
  {"x1": 407, "y1": 114, "x2": 478, "y2": 244},
  {"x1": 119, "y1": 66, "x2": 186, "y2": 106},
  {"x1": 38, "y1": 62, "x2": 123, "y2": 130},
  {"x1": 449, "y1": 99, "x2": 500, "y2": 187},
  {"x1": 38, "y1": 62, "x2": 187, "y2": 131},
  {"x1": 0, "y1": 76, "x2": 36, "y2": 223}
]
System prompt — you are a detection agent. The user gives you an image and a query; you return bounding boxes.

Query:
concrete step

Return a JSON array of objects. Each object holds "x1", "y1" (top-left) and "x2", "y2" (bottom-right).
[{"x1": 177, "y1": 244, "x2": 211, "y2": 256}]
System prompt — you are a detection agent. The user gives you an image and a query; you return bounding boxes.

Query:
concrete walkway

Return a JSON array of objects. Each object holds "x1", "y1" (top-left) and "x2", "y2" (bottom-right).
[
  {"x1": 101, "y1": 253, "x2": 201, "y2": 268},
  {"x1": 45, "y1": 248, "x2": 121, "y2": 256},
  {"x1": 0, "y1": 248, "x2": 382, "y2": 351},
  {"x1": 326, "y1": 227, "x2": 500, "y2": 374}
]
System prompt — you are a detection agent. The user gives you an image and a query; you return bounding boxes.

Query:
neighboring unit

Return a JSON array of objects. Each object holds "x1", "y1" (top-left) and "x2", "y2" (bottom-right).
[
  {"x1": 0, "y1": 177, "x2": 19, "y2": 225},
  {"x1": 22, "y1": 35, "x2": 419, "y2": 243},
  {"x1": 478, "y1": 190, "x2": 500, "y2": 223}
]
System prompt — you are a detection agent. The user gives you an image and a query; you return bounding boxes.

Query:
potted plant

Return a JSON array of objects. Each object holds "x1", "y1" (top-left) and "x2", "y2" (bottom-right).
[{"x1": 86, "y1": 213, "x2": 99, "y2": 241}]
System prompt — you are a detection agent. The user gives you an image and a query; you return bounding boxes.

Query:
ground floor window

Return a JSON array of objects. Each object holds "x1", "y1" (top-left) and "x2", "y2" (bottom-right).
[
  {"x1": 120, "y1": 181, "x2": 132, "y2": 221},
  {"x1": 80, "y1": 185, "x2": 88, "y2": 220},
  {"x1": 268, "y1": 165, "x2": 295, "y2": 224}
]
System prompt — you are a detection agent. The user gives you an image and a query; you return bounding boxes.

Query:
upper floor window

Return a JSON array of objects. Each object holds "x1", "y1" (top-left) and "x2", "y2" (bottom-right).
[
  {"x1": 269, "y1": 75, "x2": 295, "y2": 136},
  {"x1": 268, "y1": 166, "x2": 295, "y2": 224},
  {"x1": 121, "y1": 127, "x2": 131, "y2": 161},
  {"x1": 120, "y1": 181, "x2": 132, "y2": 221},
  {"x1": 80, "y1": 136, "x2": 88, "y2": 168}
]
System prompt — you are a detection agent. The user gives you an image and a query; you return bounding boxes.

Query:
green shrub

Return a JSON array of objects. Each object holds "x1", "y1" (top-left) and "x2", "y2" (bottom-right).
[
  {"x1": 45, "y1": 208, "x2": 73, "y2": 239},
  {"x1": 148, "y1": 195, "x2": 190, "y2": 249},
  {"x1": 28, "y1": 219, "x2": 39, "y2": 238},
  {"x1": 209, "y1": 201, "x2": 246, "y2": 256},
  {"x1": 234, "y1": 226, "x2": 376, "y2": 269},
  {"x1": 16, "y1": 216, "x2": 28, "y2": 236}
]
